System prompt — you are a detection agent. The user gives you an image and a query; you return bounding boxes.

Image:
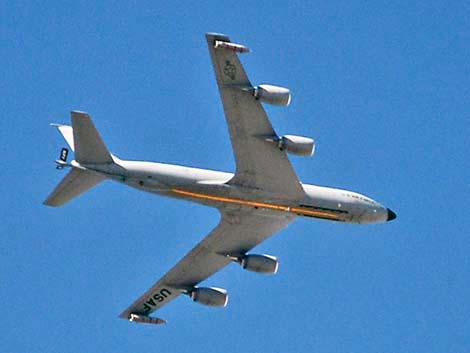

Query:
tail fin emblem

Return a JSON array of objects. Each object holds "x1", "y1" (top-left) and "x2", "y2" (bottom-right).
[
  {"x1": 56, "y1": 148, "x2": 69, "y2": 169},
  {"x1": 60, "y1": 148, "x2": 69, "y2": 162}
]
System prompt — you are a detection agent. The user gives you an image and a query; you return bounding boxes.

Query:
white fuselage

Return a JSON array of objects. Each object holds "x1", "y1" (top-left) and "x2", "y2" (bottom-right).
[{"x1": 76, "y1": 157, "x2": 390, "y2": 225}]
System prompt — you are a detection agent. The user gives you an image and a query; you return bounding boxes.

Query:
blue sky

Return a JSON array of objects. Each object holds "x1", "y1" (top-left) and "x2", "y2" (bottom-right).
[{"x1": 2, "y1": 1, "x2": 469, "y2": 352}]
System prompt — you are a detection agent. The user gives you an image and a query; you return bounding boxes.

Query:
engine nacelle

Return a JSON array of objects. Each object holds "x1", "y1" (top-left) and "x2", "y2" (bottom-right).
[
  {"x1": 241, "y1": 254, "x2": 279, "y2": 274},
  {"x1": 278, "y1": 135, "x2": 315, "y2": 157},
  {"x1": 253, "y1": 84, "x2": 291, "y2": 106},
  {"x1": 190, "y1": 287, "x2": 228, "y2": 307}
]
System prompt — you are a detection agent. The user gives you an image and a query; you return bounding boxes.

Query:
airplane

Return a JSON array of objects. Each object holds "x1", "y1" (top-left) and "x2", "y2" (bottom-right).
[{"x1": 44, "y1": 33, "x2": 396, "y2": 325}]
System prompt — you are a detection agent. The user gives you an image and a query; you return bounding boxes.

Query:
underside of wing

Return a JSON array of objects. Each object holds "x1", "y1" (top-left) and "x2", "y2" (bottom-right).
[
  {"x1": 119, "y1": 208, "x2": 295, "y2": 321},
  {"x1": 206, "y1": 33, "x2": 305, "y2": 201}
]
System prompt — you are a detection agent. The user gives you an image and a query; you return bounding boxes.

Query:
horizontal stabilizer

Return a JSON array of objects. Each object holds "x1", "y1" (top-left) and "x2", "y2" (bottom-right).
[
  {"x1": 44, "y1": 169, "x2": 105, "y2": 207},
  {"x1": 72, "y1": 111, "x2": 113, "y2": 164}
]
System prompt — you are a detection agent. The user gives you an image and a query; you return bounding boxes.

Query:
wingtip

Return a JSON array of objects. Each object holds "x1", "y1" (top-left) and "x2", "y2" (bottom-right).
[
  {"x1": 205, "y1": 32, "x2": 230, "y2": 42},
  {"x1": 71, "y1": 110, "x2": 90, "y2": 118},
  {"x1": 43, "y1": 196, "x2": 59, "y2": 207},
  {"x1": 123, "y1": 313, "x2": 167, "y2": 325},
  {"x1": 118, "y1": 312, "x2": 129, "y2": 319}
]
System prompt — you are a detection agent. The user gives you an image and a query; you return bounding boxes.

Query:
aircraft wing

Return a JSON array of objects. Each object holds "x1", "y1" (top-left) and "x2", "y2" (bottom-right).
[
  {"x1": 205, "y1": 33, "x2": 305, "y2": 200},
  {"x1": 119, "y1": 208, "x2": 295, "y2": 321}
]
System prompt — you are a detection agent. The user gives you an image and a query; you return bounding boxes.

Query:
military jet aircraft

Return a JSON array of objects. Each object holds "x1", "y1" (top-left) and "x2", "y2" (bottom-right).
[{"x1": 45, "y1": 33, "x2": 396, "y2": 325}]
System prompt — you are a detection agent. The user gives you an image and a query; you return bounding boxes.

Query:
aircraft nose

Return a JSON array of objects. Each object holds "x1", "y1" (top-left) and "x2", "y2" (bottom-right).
[{"x1": 387, "y1": 208, "x2": 397, "y2": 221}]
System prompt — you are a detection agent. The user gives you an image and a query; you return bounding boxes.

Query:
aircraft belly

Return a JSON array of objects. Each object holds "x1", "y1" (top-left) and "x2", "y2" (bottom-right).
[{"x1": 117, "y1": 163, "x2": 357, "y2": 222}]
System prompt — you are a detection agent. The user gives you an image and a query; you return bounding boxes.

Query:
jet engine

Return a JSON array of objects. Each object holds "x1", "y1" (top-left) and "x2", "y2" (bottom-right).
[
  {"x1": 278, "y1": 135, "x2": 315, "y2": 157},
  {"x1": 253, "y1": 84, "x2": 291, "y2": 106},
  {"x1": 190, "y1": 287, "x2": 228, "y2": 307},
  {"x1": 240, "y1": 254, "x2": 279, "y2": 274}
]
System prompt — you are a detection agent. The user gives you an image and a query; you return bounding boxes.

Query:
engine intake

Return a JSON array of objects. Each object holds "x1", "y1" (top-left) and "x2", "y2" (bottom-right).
[
  {"x1": 190, "y1": 287, "x2": 228, "y2": 307},
  {"x1": 277, "y1": 135, "x2": 315, "y2": 157},
  {"x1": 253, "y1": 84, "x2": 291, "y2": 106},
  {"x1": 240, "y1": 254, "x2": 279, "y2": 274}
]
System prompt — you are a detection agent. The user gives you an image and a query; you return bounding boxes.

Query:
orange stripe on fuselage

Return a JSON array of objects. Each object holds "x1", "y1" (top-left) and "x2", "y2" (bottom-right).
[{"x1": 171, "y1": 188, "x2": 340, "y2": 221}]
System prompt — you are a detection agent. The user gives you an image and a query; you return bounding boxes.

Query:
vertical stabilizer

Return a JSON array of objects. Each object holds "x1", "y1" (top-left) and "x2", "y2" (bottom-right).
[{"x1": 44, "y1": 111, "x2": 113, "y2": 207}]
